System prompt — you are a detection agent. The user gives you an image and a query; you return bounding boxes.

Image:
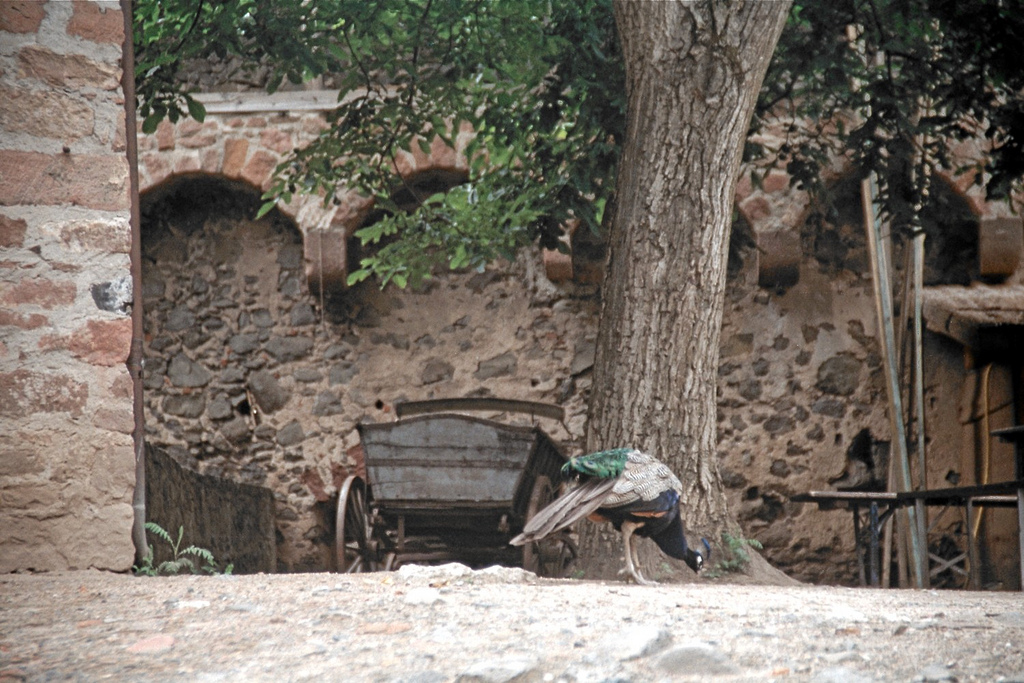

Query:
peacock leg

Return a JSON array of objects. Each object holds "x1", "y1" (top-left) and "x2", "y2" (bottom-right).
[
  {"x1": 620, "y1": 522, "x2": 656, "y2": 586},
  {"x1": 630, "y1": 535, "x2": 643, "y2": 576}
]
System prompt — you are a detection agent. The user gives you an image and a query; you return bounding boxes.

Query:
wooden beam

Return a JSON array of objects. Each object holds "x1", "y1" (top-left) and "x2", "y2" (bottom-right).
[{"x1": 194, "y1": 89, "x2": 343, "y2": 114}]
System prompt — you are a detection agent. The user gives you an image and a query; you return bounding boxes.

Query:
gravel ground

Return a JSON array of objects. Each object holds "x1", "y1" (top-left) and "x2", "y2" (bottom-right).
[{"x1": 1, "y1": 565, "x2": 1023, "y2": 683}]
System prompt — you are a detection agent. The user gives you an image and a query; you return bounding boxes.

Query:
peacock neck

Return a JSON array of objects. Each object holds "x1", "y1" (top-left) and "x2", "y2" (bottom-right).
[{"x1": 650, "y1": 509, "x2": 689, "y2": 560}]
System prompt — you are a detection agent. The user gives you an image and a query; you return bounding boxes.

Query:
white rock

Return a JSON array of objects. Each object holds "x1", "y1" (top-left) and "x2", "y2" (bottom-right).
[
  {"x1": 811, "y1": 666, "x2": 875, "y2": 683},
  {"x1": 656, "y1": 643, "x2": 740, "y2": 676},
  {"x1": 828, "y1": 605, "x2": 868, "y2": 623},
  {"x1": 404, "y1": 587, "x2": 443, "y2": 606},
  {"x1": 603, "y1": 625, "x2": 672, "y2": 661},
  {"x1": 456, "y1": 656, "x2": 541, "y2": 683},
  {"x1": 397, "y1": 563, "x2": 475, "y2": 582}
]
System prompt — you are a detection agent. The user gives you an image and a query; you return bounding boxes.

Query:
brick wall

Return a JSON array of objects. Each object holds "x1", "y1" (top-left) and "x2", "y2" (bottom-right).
[{"x1": 0, "y1": 1, "x2": 135, "y2": 571}]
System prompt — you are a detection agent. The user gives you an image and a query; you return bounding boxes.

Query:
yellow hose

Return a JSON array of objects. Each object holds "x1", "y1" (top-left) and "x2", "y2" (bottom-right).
[{"x1": 969, "y1": 364, "x2": 994, "y2": 577}]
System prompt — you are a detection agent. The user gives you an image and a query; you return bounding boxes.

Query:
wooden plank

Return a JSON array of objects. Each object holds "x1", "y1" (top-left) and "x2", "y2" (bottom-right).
[
  {"x1": 194, "y1": 89, "x2": 343, "y2": 114},
  {"x1": 358, "y1": 415, "x2": 537, "y2": 504},
  {"x1": 992, "y1": 425, "x2": 1024, "y2": 444},
  {"x1": 898, "y1": 479, "x2": 1024, "y2": 502},
  {"x1": 395, "y1": 397, "x2": 564, "y2": 422},
  {"x1": 791, "y1": 491, "x2": 900, "y2": 503}
]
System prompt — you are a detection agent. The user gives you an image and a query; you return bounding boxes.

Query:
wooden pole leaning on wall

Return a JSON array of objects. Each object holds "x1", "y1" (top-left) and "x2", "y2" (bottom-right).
[
  {"x1": 912, "y1": 228, "x2": 927, "y2": 491},
  {"x1": 121, "y1": 0, "x2": 149, "y2": 566},
  {"x1": 861, "y1": 174, "x2": 928, "y2": 588}
]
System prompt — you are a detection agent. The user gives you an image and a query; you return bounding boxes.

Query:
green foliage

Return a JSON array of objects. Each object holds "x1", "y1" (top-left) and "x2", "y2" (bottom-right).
[
  {"x1": 135, "y1": 0, "x2": 1024, "y2": 287},
  {"x1": 268, "y1": 0, "x2": 624, "y2": 287},
  {"x1": 135, "y1": 0, "x2": 624, "y2": 288},
  {"x1": 133, "y1": 522, "x2": 232, "y2": 577},
  {"x1": 134, "y1": 0, "x2": 352, "y2": 133},
  {"x1": 752, "y1": 0, "x2": 1024, "y2": 231},
  {"x1": 704, "y1": 533, "x2": 763, "y2": 578}
]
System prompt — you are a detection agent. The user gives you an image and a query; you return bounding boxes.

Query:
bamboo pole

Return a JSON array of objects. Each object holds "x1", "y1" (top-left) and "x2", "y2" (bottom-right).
[
  {"x1": 861, "y1": 174, "x2": 927, "y2": 588},
  {"x1": 912, "y1": 229, "x2": 928, "y2": 489}
]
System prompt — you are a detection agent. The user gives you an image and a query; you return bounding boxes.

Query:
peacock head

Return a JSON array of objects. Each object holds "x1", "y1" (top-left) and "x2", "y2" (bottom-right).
[{"x1": 686, "y1": 538, "x2": 712, "y2": 573}]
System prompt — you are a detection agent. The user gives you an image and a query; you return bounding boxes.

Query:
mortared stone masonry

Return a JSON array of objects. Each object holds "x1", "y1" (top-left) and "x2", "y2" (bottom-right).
[{"x1": 0, "y1": 1, "x2": 135, "y2": 572}]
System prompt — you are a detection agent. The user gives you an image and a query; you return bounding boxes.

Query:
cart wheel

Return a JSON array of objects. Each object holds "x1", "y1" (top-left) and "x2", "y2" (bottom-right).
[
  {"x1": 335, "y1": 475, "x2": 379, "y2": 573},
  {"x1": 522, "y1": 475, "x2": 578, "y2": 578}
]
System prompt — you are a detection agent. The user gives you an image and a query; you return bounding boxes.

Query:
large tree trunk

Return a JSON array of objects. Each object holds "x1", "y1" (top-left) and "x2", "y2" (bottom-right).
[{"x1": 579, "y1": 0, "x2": 790, "y2": 580}]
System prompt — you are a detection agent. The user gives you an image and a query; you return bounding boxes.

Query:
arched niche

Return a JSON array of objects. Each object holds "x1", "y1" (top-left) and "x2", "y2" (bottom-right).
[
  {"x1": 139, "y1": 173, "x2": 307, "y2": 480},
  {"x1": 798, "y1": 172, "x2": 980, "y2": 285},
  {"x1": 342, "y1": 168, "x2": 470, "y2": 286}
]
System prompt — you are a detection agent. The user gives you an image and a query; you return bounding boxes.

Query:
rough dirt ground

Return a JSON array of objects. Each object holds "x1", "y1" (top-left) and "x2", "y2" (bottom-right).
[{"x1": 1, "y1": 564, "x2": 1023, "y2": 683}]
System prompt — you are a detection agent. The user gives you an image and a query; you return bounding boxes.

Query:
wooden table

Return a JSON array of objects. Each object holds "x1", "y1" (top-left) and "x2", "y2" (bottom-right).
[
  {"x1": 790, "y1": 491, "x2": 903, "y2": 587},
  {"x1": 898, "y1": 479, "x2": 1024, "y2": 590},
  {"x1": 792, "y1": 480, "x2": 1024, "y2": 589}
]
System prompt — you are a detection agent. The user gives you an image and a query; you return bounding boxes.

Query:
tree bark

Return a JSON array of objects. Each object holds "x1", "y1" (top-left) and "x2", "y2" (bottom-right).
[{"x1": 580, "y1": 0, "x2": 790, "y2": 579}]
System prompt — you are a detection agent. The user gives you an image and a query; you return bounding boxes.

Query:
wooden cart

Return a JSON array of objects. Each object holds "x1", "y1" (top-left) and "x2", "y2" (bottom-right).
[{"x1": 335, "y1": 398, "x2": 576, "y2": 577}]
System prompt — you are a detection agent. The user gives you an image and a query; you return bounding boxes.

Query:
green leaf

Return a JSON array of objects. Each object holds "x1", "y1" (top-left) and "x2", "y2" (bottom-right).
[
  {"x1": 141, "y1": 112, "x2": 162, "y2": 135},
  {"x1": 182, "y1": 546, "x2": 216, "y2": 564},
  {"x1": 346, "y1": 269, "x2": 372, "y2": 286},
  {"x1": 186, "y1": 97, "x2": 206, "y2": 122},
  {"x1": 255, "y1": 200, "x2": 277, "y2": 219},
  {"x1": 145, "y1": 522, "x2": 172, "y2": 544}
]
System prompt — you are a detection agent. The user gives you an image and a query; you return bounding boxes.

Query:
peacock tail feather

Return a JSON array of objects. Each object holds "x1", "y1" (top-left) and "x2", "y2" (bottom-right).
[{"x1": 561, "y1": 447, "x2": 635, "y2": 479}]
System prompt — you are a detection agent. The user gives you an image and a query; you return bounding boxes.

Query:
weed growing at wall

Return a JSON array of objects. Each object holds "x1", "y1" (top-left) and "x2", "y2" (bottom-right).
[
  {"x1": 133, "y1": 522, "x2": 233, "y2": 576},
  {"x1": 705, "y1": 533, "x2": 764, "y2": 578}
]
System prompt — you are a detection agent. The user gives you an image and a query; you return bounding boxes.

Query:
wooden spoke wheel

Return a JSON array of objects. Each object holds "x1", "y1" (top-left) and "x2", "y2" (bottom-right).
[
  {"x1": 522, "y1": 475, "x2": 578, "y2": 578},
  {"x1": 335, "y1": 475, "x2": 381, "y2": 573}
]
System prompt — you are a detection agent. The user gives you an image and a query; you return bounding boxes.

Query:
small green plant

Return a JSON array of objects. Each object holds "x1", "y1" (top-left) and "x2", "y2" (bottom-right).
[
  {"x1": 704, "y1": 533, "x2": 763, "y2": 578},
  {"x1": 133, "y1": 522, "x2": 233, "y2": 576}
]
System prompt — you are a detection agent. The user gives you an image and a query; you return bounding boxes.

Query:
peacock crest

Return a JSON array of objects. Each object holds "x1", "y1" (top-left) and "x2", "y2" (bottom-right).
[{"x1": 561, "y1": 447, "x2": 635, "y2": 479}]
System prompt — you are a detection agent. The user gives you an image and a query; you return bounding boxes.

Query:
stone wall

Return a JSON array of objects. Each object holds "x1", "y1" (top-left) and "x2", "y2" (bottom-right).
[
  {"x1": 0, "y1": 6, "x2": 1017, "y2": 582},
  {"x1": 724, "y1": 163, "x2": 1023, "y2": 585},
  {"x1": 137, "y1": 173, "x2": 598, "y2": 572},
  {"x1": 0, "y1": 1, "x2": 135, "y2": 572},
  {"x1": 135, "y1": 94, "x2": 1024, "y2": 584}
]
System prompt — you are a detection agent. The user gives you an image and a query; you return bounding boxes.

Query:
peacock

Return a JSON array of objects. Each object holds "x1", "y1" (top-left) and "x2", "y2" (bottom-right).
[{"x1": 511, "y1": 447, "x2": 710, "y2": 585}]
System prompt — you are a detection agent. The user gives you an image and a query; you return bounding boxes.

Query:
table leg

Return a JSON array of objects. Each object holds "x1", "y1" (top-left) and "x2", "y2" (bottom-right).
[
  {"x1": 869, "y1": 501, "x2": 880, "y2": 587},
  {"x1": 853, "y1": 505, "x2": 866, "y2": 587},
  {"x1": 915, "y1": 499, "x2": 930, "y2": 589},
  {"x1": 967, "y1": 499, "x2": 980, "y2": 590},
  {"x1": 1017, "y1": 487, "x2": 1023, "y2": 592}
]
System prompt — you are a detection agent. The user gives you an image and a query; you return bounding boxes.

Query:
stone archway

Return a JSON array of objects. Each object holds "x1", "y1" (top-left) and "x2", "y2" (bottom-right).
[
  {"x1": 140, "y1": 173, "x2": 329, "y2": 570},
  {"x1": 136, "y1": 95, "x2": 475, "y2": 299}
]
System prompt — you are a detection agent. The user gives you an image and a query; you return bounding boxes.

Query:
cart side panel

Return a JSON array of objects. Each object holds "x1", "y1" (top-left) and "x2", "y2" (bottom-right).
[
  {"x1": 512, "y1": 428, "x2": 568, "y2": 518},
  {"x1": 358, "y1": 415, "x2": 538, "y2": 503}
]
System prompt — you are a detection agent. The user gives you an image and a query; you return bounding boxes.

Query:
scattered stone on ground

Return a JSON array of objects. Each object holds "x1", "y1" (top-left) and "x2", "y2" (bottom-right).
[{"x1": 1, "y1": 565, "x2": 1023, "y2": 682}]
